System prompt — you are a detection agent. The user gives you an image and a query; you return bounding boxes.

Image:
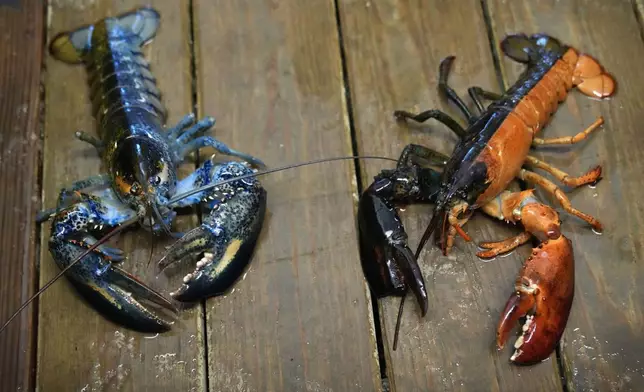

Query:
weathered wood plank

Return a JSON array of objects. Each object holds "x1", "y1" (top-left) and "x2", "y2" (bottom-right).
[
  {"x1": 38, "y1": 2, "x2": 205, "y2": 391},
  {"x1": 0, "y1": 1, "x2": 43, "y2": 391},
  {"x1": 487, "y1": 0, "x2": 644, "y2": 390},
  {"x1": 337, "y1": 0, "x2": 562, "y2": 390},
  {"x1": 194, "y1": 0, "x2": 382, "y2": 390}
]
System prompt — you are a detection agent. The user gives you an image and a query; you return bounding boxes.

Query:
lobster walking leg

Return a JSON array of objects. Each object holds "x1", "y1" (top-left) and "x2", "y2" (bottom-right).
[
  {"x1": 394, "y1": 55, "x2": 474, "y2": 137},
  {"x1": 442, "y1": 203, "x2": 473, "y2": 255},
  {"x1": 167, "y1": 113, "x2": 199, "y2": 139},
  {"x1": 175, "y1": 116, "x2": 218, "y2": 145},
  {"x1": 524, "y1": 155, "x2": 602, "y2": 187},
  {"x1": 518, "y1": 169, "x2": 602, "y2": 231},
  {"x1": 396, "y1": 144, "x2": 450, "y2": 168},
  {"x1": 36, "y1": 175, "x2": 111, "y2": 223},
  {"x1": 75, "y1": 131, "x2": 105, "y2": 152},
  {"x1": 56, "y1": 175, "x2": 110, "y2": 193},
  {"x1": 179, "y1": 137, "x2": 266, "y2": 168},
  {"x1": 438, "y1": 56, "x2": 475, "y2": 123},
  {"x1": 393, "y1": 109, "x2": 466, "y2": 138},
  {"x1": 467, "y1": 87, "x2": 503, "y2": 112},
  {"x1": 477, "y1": 231, "x2": 532, "y2": 259},
  {"x1": 532, "y1": 117, "x2": 605, "y2": 146},
  {"x1": 164, "y1": 114, "x2": 266, "y2": 168}
]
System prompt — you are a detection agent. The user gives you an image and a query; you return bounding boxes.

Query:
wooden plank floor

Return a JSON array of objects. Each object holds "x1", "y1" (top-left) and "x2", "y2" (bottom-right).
[
  {"x1": 1, "y1": 0, "x2": 643, "y2": 391},
  {"x1": 0, "y1": 1, "x2": 42, "y2": 391},
  {"x1": 193, "y1": 1, "x2": 380, "y2": 390}
]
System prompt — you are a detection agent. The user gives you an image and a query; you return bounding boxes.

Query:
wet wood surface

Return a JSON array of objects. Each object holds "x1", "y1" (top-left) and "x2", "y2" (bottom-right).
[
  {"x1": 3, "y1": 0, "x2": 643, "y2": 391},
  {"x1": 0, "y1": 1, "x2": 42, "y2": 391},
  {"x1": 194, "y1": 1, "x2": 381, "y2": 390}
]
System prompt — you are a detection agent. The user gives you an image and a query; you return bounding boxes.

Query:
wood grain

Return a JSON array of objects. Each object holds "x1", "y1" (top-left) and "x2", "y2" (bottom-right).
[
  {"x1": 0, "y1": 1, "x2": 43, "y2": 391},
  {"x1": 194, "y1": 0, "x2": 382, "y2": 390},
  {"x1": 487, "y1": 0, "x2": 644, "y2": 390},
  {"x1": 38, "y1": 2, "x2": 205, "y2": 391},
  {"x1": 337, "y1": 0, "x2": 562, "y2": 390}
]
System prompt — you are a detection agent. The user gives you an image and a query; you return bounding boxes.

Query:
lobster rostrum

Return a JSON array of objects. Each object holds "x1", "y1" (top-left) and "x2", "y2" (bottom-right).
[
  {"x1": 37, "y1": 8, "x2": 267, "y2": 332},
  {"x1": 358, "y1": 33, "x2": 615, "y2": 364}
]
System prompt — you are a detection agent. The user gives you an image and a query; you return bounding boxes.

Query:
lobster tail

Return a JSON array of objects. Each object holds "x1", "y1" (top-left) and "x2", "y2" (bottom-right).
[{"x1": 49, "y1": 7, "x2": 160, "y2": 64}]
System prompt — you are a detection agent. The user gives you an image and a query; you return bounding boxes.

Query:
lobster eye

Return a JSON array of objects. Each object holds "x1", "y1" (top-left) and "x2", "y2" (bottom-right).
[
  {"x1": 150, "y1": 175, "x2": 161, "y2": 186},
  {"x1": 130, "y1": 182, "x2": 142, "y2": 195}
]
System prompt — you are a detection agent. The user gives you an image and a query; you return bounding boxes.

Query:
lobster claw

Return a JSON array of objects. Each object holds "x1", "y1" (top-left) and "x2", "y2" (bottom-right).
[
  {"x1": 496, "y1": 235, "x2": 574, "y2": 364},
  {"x1": 50, "y1": 237, "x2": 178, "y2": 332},
  {"x1": 357, "y1": 183, "x2": 428, "y2": 316},
  {"x1": 158, "y1": 189, "x2": 267, "y2": 303}
]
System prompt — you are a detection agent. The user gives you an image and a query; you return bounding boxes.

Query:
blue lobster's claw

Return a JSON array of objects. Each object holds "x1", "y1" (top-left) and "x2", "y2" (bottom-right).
[
  {"x1": 158, "y1": 188, "x2": 267, "y2": 303},
  {"x1": 50, "y1": 237, "x2": 178, "y2": 332}
]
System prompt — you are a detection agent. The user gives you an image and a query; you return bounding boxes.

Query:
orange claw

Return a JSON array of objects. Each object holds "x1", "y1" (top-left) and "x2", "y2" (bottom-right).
[{"x1": 496, "y1": 235, "x2": 574, "y2": 364}]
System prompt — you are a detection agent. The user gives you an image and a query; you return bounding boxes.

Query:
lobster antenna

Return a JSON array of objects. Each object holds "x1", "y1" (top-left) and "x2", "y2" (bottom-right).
[
  {"x1": 167, "y1": 155, "x2": 398, "y2": 205},
  {"x1": 415, "y1": 207, "x2": 445, "y2": 260},
  {"x1": 147, "y1": 213, "x2": 156, "y2": 267},
  {"x1": 0, "y1": 216, "x2": 139, "y2": 335},
  {"x1": 392, "y1": 293, "x2": 407, "y2": 351},
  {"x1": 151, "y1": 198, "x2": 173, "y2": 236}
]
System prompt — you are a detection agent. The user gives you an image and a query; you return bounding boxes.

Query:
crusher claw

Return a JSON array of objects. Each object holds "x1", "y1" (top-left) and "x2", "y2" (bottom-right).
[{"x1": 496, "y1": 236, "x2": 574, "y2": 364}]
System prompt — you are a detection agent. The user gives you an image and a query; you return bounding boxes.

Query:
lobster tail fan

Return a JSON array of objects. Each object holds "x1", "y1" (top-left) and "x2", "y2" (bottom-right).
[
  {"x1": 500, "y1": 34, "x2": 535, "y2": 63},
  {"x1": 530, "y1": 33, "x2": 563, "y2": 52},
  {"x1": 49, "y1": 7, "x2": 160, "y2": 63},
  {"x1": 110, "y1": 7, "x2": 161, "y2": 46},
  {"x1": 501, "y1": 33, "x2": 566, "y2": 65}
]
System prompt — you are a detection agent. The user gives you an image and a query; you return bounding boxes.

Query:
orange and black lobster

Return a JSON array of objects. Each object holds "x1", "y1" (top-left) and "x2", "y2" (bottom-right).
[{"x1": 358, "y1": 33, "x2": 615, "y2": 365}]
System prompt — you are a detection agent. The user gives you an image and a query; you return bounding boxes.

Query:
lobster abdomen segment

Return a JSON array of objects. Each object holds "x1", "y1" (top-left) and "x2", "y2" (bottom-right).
[{"x1": 49, "y1": 7, "x2": 166, "y2": 131}]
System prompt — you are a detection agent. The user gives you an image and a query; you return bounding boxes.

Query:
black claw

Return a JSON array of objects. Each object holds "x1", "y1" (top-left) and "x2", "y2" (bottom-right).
[
  {"x1": 357, "y1": 181, "x2": 429, "y2": 314},
  {"x1": 357, "y1": 147, "x2": 447, "y2": 321},
  {"x1": 393, "y1": 245, "x2": 428, "y2": 316}
]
